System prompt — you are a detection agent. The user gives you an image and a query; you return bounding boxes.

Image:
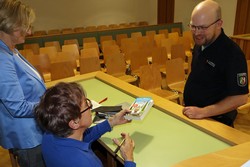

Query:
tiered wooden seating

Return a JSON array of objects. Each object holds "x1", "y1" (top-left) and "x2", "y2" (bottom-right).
[
  {"x1": 83, "y1": 42, "x2": 100, "y2": 56},
  {"x1": 97, "y1": 25, "x2": 109, "y2": 30},
  {"x1": 168, "y1": 32, "x2": 179, "y2": 45},
  {"x1": 85, "y1": 26, "x2": 97, "y2": 32},
  {"x1": 146, "y1": 30, "x2": 156, "y2": 41},
  {"x1": 102, "y1": 44, "x2": 120, "y2": 63},
  {"x1": 81, "y1": 48, "x2": 99, "y2": 58},
  {"x1": 21, "y1": 23, "x2": 182, "y2": 50},
  {"x1": 18, "y1": 49, "x2": 34, "y2": 59},
  {"x1": 33, "y1": 30, "x2": 47, "y2": 36},
  {"x1": 183, "y1": 30, "x2": 194, "y2": 48},
  {"x1": 83, "y1": 37, "x2": 97, "y2": 43},
  {"x1": 61, "y1": 44, "x2": 80, "y2": 67},
  {"x1": 159, "y1": 29, "x2": 169, "y2": 38},
  {"x1": 50, "y1": 61, "x2": 75, "y2": 81},
  {"x1": 170, "y1": 44, "x2": 186, "y2": 60},
  {"x1": 154, "y1": 34, "x2": 166, "y2": 47},
  {"x1": 138, "y1": 21, "x2": 148, "y2": 26},
  {"x1": 26, "y1": 53, "x2": 51, "y2": 82},
  {"x1": 170, "y1": 43, "x2": 188, "y2": 70},
  {"x1": 62, "y1": 28, "x2": 74, "y2": 34},
  {"x1": 101, "y1": 40, "x2": 117, "y2": 52},
  {"x1": 57, "y1": 51, "x2": 79, "y2": 75},
  {"x1": 178, "y1": 36, "x2": 192, "y2": 57},
  {"x1": 19, "y1": 23, "x2": 186, "y2": 84},
  {"x1": 129, "y1": 49, "x2": 150, "y2": 75},
  {"x1": 161, "y1": 38, "x2": 174, "y2": 59},
  {"x1": 116, "y1": 33, "x2": 128, "y2": 47},
  {"x1": 171, "y1": 27, "x2": 182, "y2": 36},
  {"x1": 129, "y1": 22, "x2": 138, "y2": 27},
  {"x1": 79, "y1": 56, "x2": 100, "y2": 74},
  {"x1": 47, "y1": 29, "x2": 61, "y2": 35},
  {"x1": 100, "y1": 35, "x2": 113, "y2": 44},
  {"x1": 74, "y1": 27, "x2": 85, "y2": 33},
  {"x1": 23, "y1": 43, "x2": 40, "y2": 55},
  {"x1": 120, "y1": 38, "x2": 139, "y2": 62},
  {"x1": 45, "y1": 41, "x2": 61, "y2": 52},
  {"x1": 137, "y1": 36, "x2": 155, "y2": 50},
  {"x1": 139, "y1": 64, "x2": 180, "y2": 103},
  {"x1": 119, "y1": 23, "x2": 130, "y2": 28},
  {"x1": 39, "y1": 46, "x2": 57, "y2": 63},
  {"x1": 165, "y1": 58, "x2": 186, "y2": 93},
  {"x1": 64, "y1": 39, "x2": 80, "y2": 51},
  {"x1": 105, "y1": 53, "x2": 138, "y2": 84},
  {"x1": 26, "y1": 53, "x2": 39, "y2": 67},
  {"x1": 165, "y1": 58, "x2": 186, "y2": 105},
  {"x1": 108, "y1": 24, "x2": 119, "y2": 29},
  {"x1": 151, "y1": 47, "x2": 168, "y2": 70},
  {"x1": 131, "y1": 32, "x2": 142, "y2": 39}
]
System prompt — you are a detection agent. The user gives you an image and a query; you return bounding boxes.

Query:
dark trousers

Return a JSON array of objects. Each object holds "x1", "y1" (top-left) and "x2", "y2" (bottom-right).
[
  {"x1": 212, "y1": 110, "x2": 237, "y2": 127},
  {"x1": 11, "y1": 145, "x2": 46, "y2": 167}
]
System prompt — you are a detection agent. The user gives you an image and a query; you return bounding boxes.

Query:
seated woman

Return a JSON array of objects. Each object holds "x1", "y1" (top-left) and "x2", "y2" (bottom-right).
[{"x1": 35, "y1": 82, "x2": 136, "y2": 167}]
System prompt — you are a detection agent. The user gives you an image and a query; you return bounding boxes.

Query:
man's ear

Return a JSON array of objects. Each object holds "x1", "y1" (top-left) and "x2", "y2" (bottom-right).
[
  {"x1": 68, "y1": 119, "x2": 80, "y2": 129},
  {"x1": 217, "y1": 19, "x2": 223, "y2": 27}
]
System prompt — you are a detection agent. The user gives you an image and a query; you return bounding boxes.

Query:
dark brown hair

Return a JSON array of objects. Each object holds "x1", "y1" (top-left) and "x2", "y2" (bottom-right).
[{"x1": 35, "y1": 82, "x2": 85, "y2": 137}]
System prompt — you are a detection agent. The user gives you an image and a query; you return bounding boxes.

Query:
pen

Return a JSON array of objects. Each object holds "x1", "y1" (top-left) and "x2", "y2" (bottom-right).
[
  {"x1": 99, "y1": 97, "x2": 108, "y2": 104},
  {"x1": 114, "y1": 138, "x2": 126, "y2": 154}
]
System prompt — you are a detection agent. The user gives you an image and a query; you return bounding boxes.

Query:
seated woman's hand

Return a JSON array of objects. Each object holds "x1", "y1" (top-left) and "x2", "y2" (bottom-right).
[
  {"x1": 108, "y1": 109, "x2": 131, "y2": 127},
  {"x1": 113, "y1": 133, "x2": 135, "y2": 162}
]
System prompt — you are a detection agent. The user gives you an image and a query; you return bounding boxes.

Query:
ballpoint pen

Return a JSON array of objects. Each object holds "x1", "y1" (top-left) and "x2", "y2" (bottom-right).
[
  {"x1": 114, "y1": 138, "x2": 126, "y2": 154},
  {"x1": 98, "y1": 97, "x2": 108, "y2": 104}
]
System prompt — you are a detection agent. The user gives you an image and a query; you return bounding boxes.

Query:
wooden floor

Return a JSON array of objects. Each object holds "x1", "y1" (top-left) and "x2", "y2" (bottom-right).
[
  {"x1": 0, "y1": 148, "x2": 12, "y2": 167},
  {"x1": 1, "y1": 111, "x2": 250, "y2": 167}
]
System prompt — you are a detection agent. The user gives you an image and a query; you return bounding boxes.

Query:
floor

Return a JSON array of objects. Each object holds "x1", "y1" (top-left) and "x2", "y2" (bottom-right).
[
  {"x1": 1, "y1": 111, "x2": 250, "y2": 167},
  {"x1": 0, "y1": 148, "x2": 12, "y2": 167}
]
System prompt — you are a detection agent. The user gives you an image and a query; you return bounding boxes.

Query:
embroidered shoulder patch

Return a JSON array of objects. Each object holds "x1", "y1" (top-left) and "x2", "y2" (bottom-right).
[{"x1": 237, "y1": 73, "x2": 247, "y2": 87}]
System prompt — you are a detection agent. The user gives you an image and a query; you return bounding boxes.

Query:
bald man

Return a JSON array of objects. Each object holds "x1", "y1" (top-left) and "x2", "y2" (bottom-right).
[{"x1": 183, "y1": 0, "x2": 249, "y2": 126}]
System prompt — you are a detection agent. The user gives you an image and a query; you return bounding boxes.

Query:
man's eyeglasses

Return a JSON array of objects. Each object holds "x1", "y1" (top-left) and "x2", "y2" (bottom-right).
[
  {"x1": 188, "y1": 19, "x2": 221, "y2": 32},
  {"x1": 80, "y1": 98, "x2": 93, "y2": 114}
]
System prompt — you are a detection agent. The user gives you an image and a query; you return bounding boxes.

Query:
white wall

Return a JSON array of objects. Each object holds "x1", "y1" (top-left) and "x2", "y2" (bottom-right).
[
  {"x1": 21, "y1": 0, "x2": 157, "y2": 31},
  {"x1": 21, "y1": 0, "x2": 236, "y2": 36}
]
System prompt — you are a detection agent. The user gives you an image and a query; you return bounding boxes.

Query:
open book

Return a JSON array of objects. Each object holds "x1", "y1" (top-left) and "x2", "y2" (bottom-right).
[{"x1": 124, "y1": 97, "x2": 154, "y2": 120}]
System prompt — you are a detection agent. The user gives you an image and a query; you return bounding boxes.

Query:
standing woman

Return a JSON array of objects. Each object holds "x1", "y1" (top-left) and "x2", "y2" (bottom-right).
[{"x1": 0, "y1": 0, "x2": 46, "y2": 166}]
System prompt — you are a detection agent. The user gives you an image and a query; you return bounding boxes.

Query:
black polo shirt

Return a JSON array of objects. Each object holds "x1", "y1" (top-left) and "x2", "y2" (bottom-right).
[{"x1": 184, "y1": 29, "x2": 249, "y2": 125}]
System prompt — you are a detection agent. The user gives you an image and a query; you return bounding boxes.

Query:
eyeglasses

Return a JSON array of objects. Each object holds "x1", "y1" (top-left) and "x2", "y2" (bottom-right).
[
  {"x1": 188, "y1": 19, "x2": 221, "y2": 32},
  {"x1": 80, "y1": 98, "x2": 93, "y2": 114}
]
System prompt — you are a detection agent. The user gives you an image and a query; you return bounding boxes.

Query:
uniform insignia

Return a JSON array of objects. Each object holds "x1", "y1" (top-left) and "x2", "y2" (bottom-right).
[{"x1": 237, "y1": 73, "x2": 247, "y2": 87}]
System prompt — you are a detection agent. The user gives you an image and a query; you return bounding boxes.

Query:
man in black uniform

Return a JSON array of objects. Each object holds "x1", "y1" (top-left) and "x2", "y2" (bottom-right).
[{"x1": 183, "y1": 0, "x2": 249, "y2": 126}]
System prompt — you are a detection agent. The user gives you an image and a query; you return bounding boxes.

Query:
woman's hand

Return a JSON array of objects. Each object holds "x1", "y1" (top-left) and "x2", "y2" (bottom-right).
[
  {"x1": 108, "y1": 109, "x2": 131, "y2": 127},
  {"x1": 113, "y1": 133, "x2": 135, "y2": 161}
]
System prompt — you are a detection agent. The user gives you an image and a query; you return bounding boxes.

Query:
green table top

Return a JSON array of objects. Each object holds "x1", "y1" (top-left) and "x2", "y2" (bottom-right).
[{"x1": 79, "y1": 78, "x2": 229, "y2": 167}]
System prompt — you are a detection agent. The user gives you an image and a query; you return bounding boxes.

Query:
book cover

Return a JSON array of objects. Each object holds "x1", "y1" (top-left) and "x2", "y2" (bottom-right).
[{"x1": 124, "y1": 97, "x2": 154, "y2": 120}]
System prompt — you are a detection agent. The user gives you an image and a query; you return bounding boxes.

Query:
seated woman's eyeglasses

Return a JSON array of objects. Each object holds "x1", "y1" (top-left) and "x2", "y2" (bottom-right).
[
  {"x1": 80, "y1": 98, "x2": 93, "y2": 114},
  {"x1": 188, "y1": 19, "x2": 221, "y2": 32}
]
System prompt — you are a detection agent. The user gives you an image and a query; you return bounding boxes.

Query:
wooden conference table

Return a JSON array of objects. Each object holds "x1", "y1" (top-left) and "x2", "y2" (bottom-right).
[{"x1": 46, "y1": 72, "x2": 250, "y2": 167}]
